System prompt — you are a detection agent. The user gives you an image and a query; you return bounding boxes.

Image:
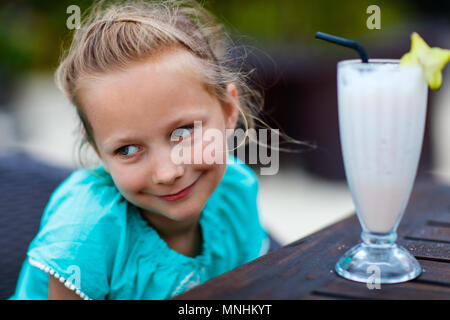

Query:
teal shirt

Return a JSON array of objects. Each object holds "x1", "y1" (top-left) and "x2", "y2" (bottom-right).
[{"x1": 10, "y1": 154, "x2": 268, "y2": 300}]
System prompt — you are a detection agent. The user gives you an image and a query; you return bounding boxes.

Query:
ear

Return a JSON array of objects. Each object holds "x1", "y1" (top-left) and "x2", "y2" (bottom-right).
[{"x1": 223, "y1": 83, "x2": 240, "y2": 137}]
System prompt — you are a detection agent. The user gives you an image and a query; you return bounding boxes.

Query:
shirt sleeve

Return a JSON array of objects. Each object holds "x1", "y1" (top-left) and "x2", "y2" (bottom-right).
[{"x1": 25, "y1": 168, "x2": 127, "y2": 300}]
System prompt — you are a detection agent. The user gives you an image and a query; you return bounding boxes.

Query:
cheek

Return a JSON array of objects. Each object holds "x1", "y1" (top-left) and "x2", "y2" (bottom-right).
[
  {"x1": 108, "y1": 165, "x2": 146, "y2": 194},
  {"x1": 201, "y1": 160, "x2": 227, "y2": 195},
  {"x1": 192, "y1": 148, "x2": 227, "y2": 186}
]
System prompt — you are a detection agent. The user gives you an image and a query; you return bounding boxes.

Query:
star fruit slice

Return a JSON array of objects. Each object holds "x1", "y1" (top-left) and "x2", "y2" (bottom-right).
[{"x1": 400, "y1": 32, "x2": 450, "y2": 90}]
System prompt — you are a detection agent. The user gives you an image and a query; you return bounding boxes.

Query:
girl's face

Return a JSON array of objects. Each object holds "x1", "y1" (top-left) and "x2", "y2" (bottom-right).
[{"x1": 79, "y1": 49, "x2": 239, "y2": 228}]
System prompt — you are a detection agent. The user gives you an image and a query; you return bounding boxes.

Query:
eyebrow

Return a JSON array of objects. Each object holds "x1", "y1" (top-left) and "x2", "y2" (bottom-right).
[{"x1": 102, "y1": 110, "x2": 208, "y2": 150}]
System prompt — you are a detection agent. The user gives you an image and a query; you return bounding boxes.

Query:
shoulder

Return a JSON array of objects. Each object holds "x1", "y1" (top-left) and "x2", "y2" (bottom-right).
[
  {"x1": 220, "y1": 154, "x2": 259, "y2": 191},
  {"x1": 26, "y1": 165, "x2": 128, "y2": 300},
  {"x1": 33, "y1": 165, "x2": 129, "y2": 250},
  {"x1": 48, "y1": 165, "x2": 119, "y2": 207},
  {"x1": 204, "y1": 154, "x2": 268, "y2": 264},
  {"x1": 40, "y1": 165, "x2": 127, "y2": 227},
  {"x1": 207, "y1": 154, "x2": 259, "y2": 216},
  {"x1": 205, "y1": 155, "x2": 267, "y2": 258}
]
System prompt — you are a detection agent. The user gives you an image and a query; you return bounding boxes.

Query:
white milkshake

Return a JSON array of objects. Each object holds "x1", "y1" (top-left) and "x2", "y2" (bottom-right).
[{"x1": 338, "y1": 59, "x2": 428, "y2": 234}]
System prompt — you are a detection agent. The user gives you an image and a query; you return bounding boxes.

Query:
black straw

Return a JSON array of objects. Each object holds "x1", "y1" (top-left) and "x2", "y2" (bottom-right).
[{"x1": 315, "y1": 32, "x2": 369, "y2": 63}]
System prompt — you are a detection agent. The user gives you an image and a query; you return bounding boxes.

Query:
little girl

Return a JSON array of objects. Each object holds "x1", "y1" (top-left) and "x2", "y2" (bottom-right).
[{"x1": 11, "y1": 0, "x2": 270, "y2": 300}]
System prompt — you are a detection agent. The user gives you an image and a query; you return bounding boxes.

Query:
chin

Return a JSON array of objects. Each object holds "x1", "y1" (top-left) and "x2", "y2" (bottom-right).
[{"x1": 166, "y1": 203, "x2": 204, "y2": 222}]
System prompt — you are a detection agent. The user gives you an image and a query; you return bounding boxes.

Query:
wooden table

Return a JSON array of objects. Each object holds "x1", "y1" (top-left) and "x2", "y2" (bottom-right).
[{"x1": 175, "y1": 179, "x2": 450, "y2": 300}]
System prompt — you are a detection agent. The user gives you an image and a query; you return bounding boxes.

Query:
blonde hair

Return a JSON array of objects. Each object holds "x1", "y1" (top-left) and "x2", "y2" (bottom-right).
[{"x1": 55, "y1": 0, "x2": 307, "y2": 167}]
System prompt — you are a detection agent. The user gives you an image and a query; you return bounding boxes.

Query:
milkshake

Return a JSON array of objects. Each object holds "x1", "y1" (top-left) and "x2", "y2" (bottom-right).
[
  {"x1": 316, "y1": 30, "x2": 449, "y2": 285},
  {"x1": 335, "y1": 59, "x2": 426, "y2": 284},
  {"x1": 338, "y1": 59, "x2": 428, "y2": 234}
]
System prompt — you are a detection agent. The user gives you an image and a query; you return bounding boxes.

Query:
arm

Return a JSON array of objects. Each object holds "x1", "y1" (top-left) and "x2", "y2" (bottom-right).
[{"x1": 48, "y1": 275, "x2": 83, "y2": 300}]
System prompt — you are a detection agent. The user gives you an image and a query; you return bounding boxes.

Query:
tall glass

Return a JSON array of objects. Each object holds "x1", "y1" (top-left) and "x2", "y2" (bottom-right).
[{"x1": 335, "y1": 59, "x2": 426, "y2": 283}]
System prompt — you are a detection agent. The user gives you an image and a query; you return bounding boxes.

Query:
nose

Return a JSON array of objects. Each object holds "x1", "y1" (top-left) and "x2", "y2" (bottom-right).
[{"x1": 150, "y1": 150, "x2": 184, "y2": 185}]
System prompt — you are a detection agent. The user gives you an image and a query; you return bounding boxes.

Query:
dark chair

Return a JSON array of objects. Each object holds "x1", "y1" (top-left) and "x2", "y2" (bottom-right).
[{"x1": 0, "y1": 151, "x2": 73, "y2": 300}]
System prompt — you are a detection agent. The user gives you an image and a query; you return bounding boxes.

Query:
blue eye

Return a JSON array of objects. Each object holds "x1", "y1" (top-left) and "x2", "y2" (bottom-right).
[
  {"x1": 117, "y1": 145, "x2": 139, "y2": 157},
  {"x1": 171, "y1": 125, "x2": 194, "y2": 141}
]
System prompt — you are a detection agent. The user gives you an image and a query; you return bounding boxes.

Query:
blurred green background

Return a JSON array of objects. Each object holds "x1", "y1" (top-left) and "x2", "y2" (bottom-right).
[{"x1": 1, "y1": 0, "x2": 448, "y2": 75}]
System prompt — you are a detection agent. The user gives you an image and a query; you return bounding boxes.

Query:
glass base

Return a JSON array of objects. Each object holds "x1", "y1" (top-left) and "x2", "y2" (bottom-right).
[{"x1": 335, "y1": 233, "x2": 422, "y2": 284}]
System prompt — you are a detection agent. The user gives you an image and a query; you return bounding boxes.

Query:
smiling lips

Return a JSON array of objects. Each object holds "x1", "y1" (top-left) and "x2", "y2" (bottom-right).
[{"x1": 157, "y1": 179, "x2": 199, "y2": 202}]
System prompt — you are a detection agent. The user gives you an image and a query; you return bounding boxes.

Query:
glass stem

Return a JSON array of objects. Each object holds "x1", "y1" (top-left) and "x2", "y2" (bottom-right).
[{"x1": 361, "y1": 231, "x2": 397, "y2": 248}]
